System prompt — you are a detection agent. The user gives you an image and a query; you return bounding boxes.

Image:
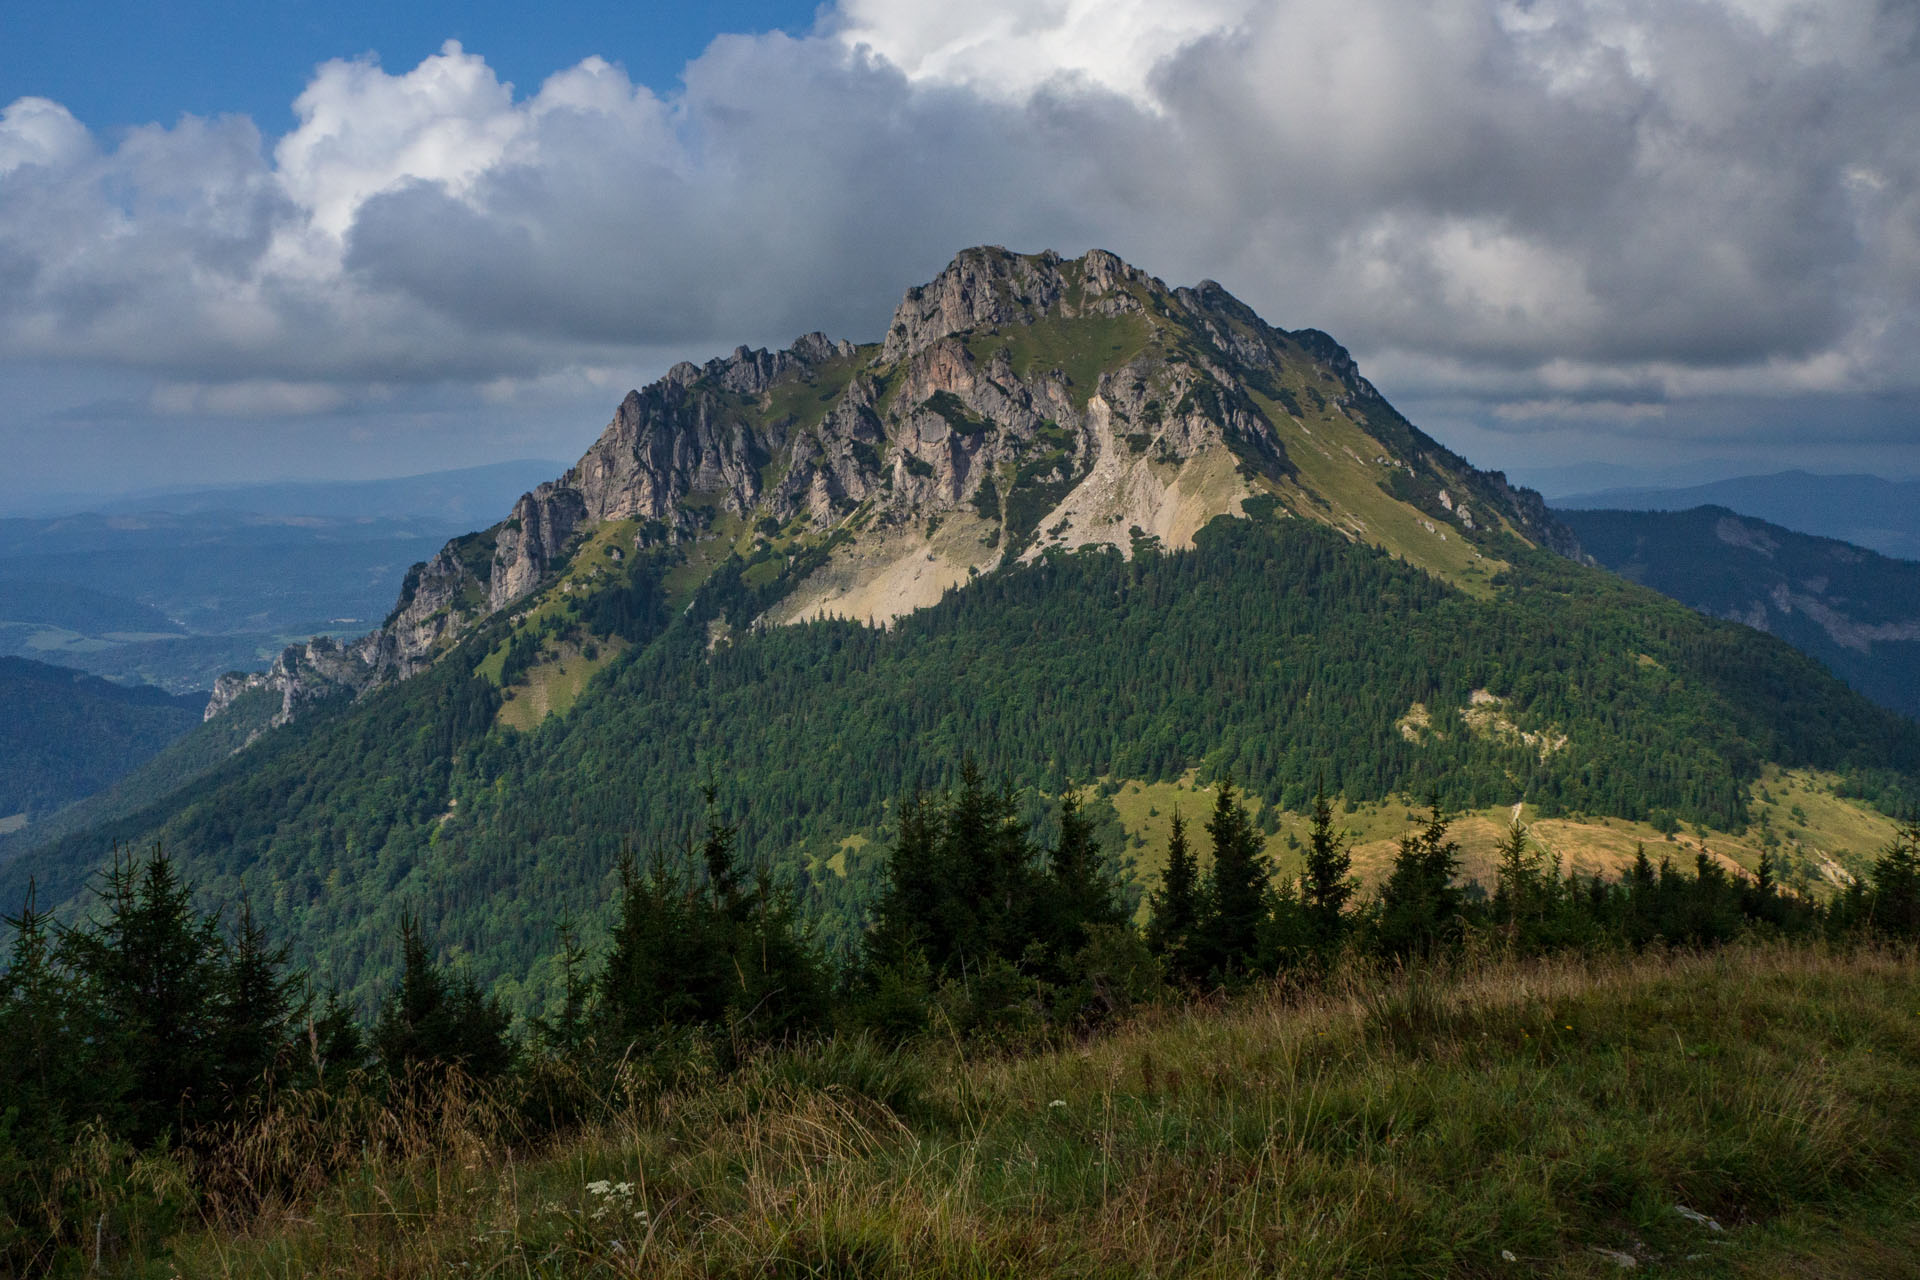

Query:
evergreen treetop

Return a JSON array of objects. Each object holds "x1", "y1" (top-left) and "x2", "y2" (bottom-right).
[
  {"x1": 1301, "y1": 788, "x2": 1354, "y2": 953},
  {"x1": 1198, "y1": 779, "x2": 1272, "y2": 979}
]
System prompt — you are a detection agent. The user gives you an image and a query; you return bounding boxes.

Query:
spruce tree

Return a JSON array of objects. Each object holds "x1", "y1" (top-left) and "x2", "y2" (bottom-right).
[
  {"x1": 1744, "y1": 848, "x2": 1780, "y2": 927},
  {"x1": 1146, "y1": 809, "x2": 1201, "y2": 978},
  {"x1": 865, "y1": 791, "x2": 940, "y2": 969},
  {"x1": 302, "y1": 987, "x2": 368, "y2": 1085},
  {"x1": 1198, "y1": 779, "x2": 1272, "y2": 978},
  {"x1": 597, "y1": 846, "x2": 713, "y2": 1040},
  {"x1": 1867, "y1": 819, "x2": 1920, "y2": 939},
  {"x1": 1373, "y1": 800, "x2": 1463, "y2": 960},
  {"x1": 1043, "y1": 788, "x2": 1126, "y2": 961},
  {"x1": 941, "y1": 759, "x2": 1040, "y2": 967},
  {"x1": 61, "y1": 845, "x2": 226, "y2": 1143},
  {"x1": 1, "y1": 883, "x2": 122, "y2": 1148},
  {"x1": 697, "y1": 779, "x2": 747, "y2": 922},
  {"x1": 533, "y1": 919, "x2": 594, "y2": 1055},
  {"x1": 214, "y1": 900, "x2": 305, "y2": 1101},
  {"x1": 1301, "y1": 789, "x2": 1354, "y2": 956},
  {"x1": 1492, "y1": 818, "x2": 1546, "y2": 933},
  {"x1": 597, "y1": 794, "x2": 828, "y2": 1056},
  {"x1": 867, "y1": 761, "x2": 1040, "y2": 977},
  {"x1": 372, "y1": 911, "x2": 514, "y2": 1082},
  {"x1": 1624, "y1": 844, "x2": 1658, "y2": 947},
  {"x1": 725, "y1": 869, "x2": 831, "y2": 1051}
]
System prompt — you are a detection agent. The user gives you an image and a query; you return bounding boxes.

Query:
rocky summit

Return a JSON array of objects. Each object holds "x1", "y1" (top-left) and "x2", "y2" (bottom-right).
[{"x1": 211, "y1": 246, "x2": 1577, "y2": 724}]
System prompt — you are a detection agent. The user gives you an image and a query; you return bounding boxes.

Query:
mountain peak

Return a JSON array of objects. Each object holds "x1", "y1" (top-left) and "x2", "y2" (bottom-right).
[
  {"x1": 211, "y1": 247, "x2": 1580, "y2": 728},
  {"x1": 879, "y1": 246, "x2": 1161, "y2": 363}
]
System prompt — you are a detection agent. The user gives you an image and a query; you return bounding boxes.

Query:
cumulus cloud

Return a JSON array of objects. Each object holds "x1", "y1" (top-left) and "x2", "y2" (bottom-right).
[
  {"x1": 0, "y1": 0, "x2": 1916, "y2": 475},
  {"x1": 827, "y1": 0, "x2": 1257, "y2": 104}
]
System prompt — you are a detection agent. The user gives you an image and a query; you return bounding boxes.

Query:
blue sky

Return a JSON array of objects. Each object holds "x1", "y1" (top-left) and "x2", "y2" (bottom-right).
[
  {"x1": 1, "y1": 2, "x2": 822, "y2": 132},
  {"x1": 1, "y1": 0, "x2": 1916, "y2": 506}
]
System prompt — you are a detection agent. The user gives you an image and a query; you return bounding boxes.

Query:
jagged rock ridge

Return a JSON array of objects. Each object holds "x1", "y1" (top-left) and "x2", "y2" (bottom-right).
[{"x1": 214, "y1": 246, "x2": 1580, "y2": 724}]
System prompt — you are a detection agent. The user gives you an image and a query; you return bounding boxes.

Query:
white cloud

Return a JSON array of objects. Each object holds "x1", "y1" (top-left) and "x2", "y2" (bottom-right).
[
  {"x1": 278, "y1": 42, "x2": 527, "y2": 238},
  {"x1": 0, "y1": 98, "x2": 92, "y2": 176},
  {"x1": 828, "y1": 0, "x2": 1255, "y2": 105},
  {"x1": 0, "y1": 0, "x2": 1915, "y2": 480}
]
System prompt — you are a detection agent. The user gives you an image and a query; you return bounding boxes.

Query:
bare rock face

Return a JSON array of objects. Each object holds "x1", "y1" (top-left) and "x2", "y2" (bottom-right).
[
  {"x1": 880, "y1": 247, "x2": 1067, "y2": 362},
  {"x1": 482, "y1": 334, "x2": 873, "y2": 611},
  {"x1": 386, "y1": 540, "x2": 493, "y2": 671},
  {"x1": 205, "y1": 635, "x2": 382, "y2": 727},
  {"x1": 490, "y1": 489, "x2": 588, "y2": 611}
]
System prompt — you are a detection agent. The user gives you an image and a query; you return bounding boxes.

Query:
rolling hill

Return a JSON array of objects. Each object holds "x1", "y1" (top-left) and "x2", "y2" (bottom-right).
[{"x1": 1554, "y1": 471, "x2": 1920, "y2": 561}]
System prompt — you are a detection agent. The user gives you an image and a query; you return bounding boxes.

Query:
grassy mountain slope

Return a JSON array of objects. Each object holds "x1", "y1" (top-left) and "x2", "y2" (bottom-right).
[
  {"x1": 1109, "y1": 762, "x2": 1904, "y2": 912},
  {"x1": 1558, "y1": 505, "x2": 1920, "y2": 720}
]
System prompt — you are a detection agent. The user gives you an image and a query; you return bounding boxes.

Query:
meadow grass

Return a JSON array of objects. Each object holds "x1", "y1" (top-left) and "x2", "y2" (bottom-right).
[{"x1": 104, "y1": 943, "x2": 1920, "y2": 1277}]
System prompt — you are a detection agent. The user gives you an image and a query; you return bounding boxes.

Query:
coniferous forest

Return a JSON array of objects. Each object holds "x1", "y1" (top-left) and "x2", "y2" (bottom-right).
[
  {"x1": 7, "y1": 511, "x2": 1916, "y2": 1015},
  {"x1": 5, "y1": 756, "x2": 1919, "y2": 1273}
]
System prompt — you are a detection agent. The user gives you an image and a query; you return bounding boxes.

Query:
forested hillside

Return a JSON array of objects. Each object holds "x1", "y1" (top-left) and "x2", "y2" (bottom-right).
[
  {"x1": 8, "y1": 510, "x2": 1914, "y2": 1010},
  {"x1": 0, "y1": 657, "x2": 204, "y2": 831},
  {"x1": 1558, "y1": 505, "x2": 1920, "y2": 720}
]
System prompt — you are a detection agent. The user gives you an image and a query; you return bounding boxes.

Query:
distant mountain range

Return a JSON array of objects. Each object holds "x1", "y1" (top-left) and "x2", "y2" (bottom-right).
[
  {"x1": 1558, "y1": 506, "x2": 1920, "y2": 721},
  {"x1": 1554, "y1": 472, "x2": 1920, "y2": 562},
  {"x1": 5, "y1": 460, "x2": 566, "y2": 524},
  {"x1": 0, "y1": 512, "x2": 461, "y2": 693},
  {"x1": 0, "y1": 461, "x2": 567, "y2": 694}
]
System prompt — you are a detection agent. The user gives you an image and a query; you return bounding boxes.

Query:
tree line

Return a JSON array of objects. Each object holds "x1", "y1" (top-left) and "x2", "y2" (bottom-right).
[{"x1": 7, "y1": 769, "x2": 1917, "y2": 1188}]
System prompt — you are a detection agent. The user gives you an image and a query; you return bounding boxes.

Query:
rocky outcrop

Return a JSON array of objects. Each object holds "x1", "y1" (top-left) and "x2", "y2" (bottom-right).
[
  {"x1": 490, "y1": 488, "x2": 588, "y2": 611},
  {"x1": 483, "y1": 335, "x2": 872, "y2": 610},
  {"x1": 205, "y1": 635, "x2": 382, "y2": 727},
  {"x1": 881, "y1": 247, "x2": 1068, "y2": 361},
  {"x1": 383, "y1": 536, "x2": 494, "y2": 672},
  {"x1": 879, "y1": 246, "x2": 1153, "y2": 363}
]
